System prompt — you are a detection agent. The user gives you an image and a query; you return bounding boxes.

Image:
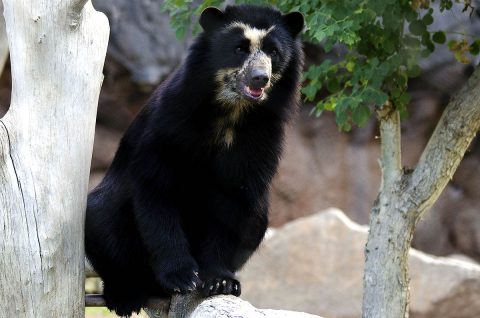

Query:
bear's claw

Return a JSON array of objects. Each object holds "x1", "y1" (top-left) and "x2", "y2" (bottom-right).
[
  {"x1": 201, "y1": 277, "x2": 241, "y2": 297},
  {"x1": 158, "y1": 266, "x2": 202, "y2": 294}
]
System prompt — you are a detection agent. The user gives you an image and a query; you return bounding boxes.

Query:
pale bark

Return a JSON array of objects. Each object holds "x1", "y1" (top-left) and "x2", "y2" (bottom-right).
[
  {"x1": 185, "y1": 296, "x2": 322, "y2": 318},
  {"x1": 0, "y1": 1, "x2": 8, "y2": 76},
  {"x1": 362, "y1": 68, "x2": 480, "y2": 318},
  {"x1": 0, "y1": 0, "x2": 109, "y2": 317}
]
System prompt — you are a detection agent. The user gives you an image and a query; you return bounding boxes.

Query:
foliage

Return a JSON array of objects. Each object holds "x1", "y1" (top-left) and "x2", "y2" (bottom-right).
[
  {"x1": 162, "y1": 0, "x2": 479, "y2": 130},
  {"x1": 161, "y1": 0, "x2": 224, "y2": 38}
]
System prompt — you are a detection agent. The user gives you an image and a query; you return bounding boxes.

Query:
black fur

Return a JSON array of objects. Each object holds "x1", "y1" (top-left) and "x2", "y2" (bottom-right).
[{"x1": 85, "y1": 5, "x2": 303, "y2": 316}]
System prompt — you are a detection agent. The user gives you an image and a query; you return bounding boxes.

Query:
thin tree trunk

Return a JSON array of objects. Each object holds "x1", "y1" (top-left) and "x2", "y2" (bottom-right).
[
  {"x1": 362, "y1": 68, "x2": 480, "y2": 317},
  {"x1": 0, "y1": 1, "x2": 109, "y2": 317}
]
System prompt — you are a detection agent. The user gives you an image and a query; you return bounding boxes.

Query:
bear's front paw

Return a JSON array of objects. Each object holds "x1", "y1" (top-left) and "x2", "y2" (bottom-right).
[
  {"x1": 201, "y1": 276, "x2": 241, "y2": 297},
  {"x1": 157, "y1": 265, "x2": 202, "y2": 294}
]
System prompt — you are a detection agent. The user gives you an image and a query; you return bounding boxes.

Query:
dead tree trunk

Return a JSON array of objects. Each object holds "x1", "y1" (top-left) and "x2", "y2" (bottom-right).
[
  {"x1": 362, "y1": 68, "x2": 480, "y2": 317},
  {"x1": 0, "y1": 0, "x2": 109, "y2": 317}
]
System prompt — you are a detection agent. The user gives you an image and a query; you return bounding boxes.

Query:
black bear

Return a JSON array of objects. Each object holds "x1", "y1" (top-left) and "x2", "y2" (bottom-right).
[{"x1": 85, "y1": 4, "x2": 304, "y2": 317}]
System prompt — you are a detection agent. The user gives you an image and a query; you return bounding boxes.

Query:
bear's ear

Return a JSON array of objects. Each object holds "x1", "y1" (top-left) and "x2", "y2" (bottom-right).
[
  {"x1": 199, "y1": 7, "x2": 225, "y2": 32},
  {"x1": 282, "y1": 11, "x2": 304, "y2": 37}
]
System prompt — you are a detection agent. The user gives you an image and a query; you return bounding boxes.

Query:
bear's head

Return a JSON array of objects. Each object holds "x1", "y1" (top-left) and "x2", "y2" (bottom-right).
[{"x1": 199, "y1": 5, "x2": 304, "y2": 107}]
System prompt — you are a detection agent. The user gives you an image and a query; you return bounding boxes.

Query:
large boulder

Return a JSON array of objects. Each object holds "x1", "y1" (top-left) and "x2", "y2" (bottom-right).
[
  {"x1": 91, "y1": 125, "x2": 122, "y2": 171},
  {"x1": 92, "y1": 0, "x2": 190, "y2": 85},
  {"x1": 270, "y1": 110, "x2": 381, "y2": 227},
  {"x1": 239, "y1": 209, "x2": 480, "y2": 318}
]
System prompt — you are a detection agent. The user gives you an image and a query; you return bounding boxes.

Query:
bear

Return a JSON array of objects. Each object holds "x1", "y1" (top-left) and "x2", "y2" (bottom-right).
[{"x1": 85, "y1": 4, "x2": 304, "y2": 317}]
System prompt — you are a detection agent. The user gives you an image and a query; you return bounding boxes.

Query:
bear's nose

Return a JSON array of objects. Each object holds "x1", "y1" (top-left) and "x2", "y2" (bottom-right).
[{"x1": 249, "y1": 69, "x2": 270, "y2": 89}]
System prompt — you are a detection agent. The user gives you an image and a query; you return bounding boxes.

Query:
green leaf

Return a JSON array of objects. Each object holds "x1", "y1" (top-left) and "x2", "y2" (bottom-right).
[
  {"x1": 396, "y1": 92, "x2": 411, "y2": 108},
  {"x1": 310, "y1": 105, "x2": 324, "y2": 117},
  {"x1": 391, "y1": 88, "x2": 402, "y2": 98},
  {"x1": 409, "y1": 20, "x2": 426, "y2": 36},
  {"x1": 301, "y1": 84, "x2": 318, "y2": 101},
  {"x1": 323, "y1": 98, "x2": 336, "y2": 111},
  {"x1": 403, "y1": 36, "x2": 421, "y2": 48},
  {"x1": 440, "y1": 0, "x2": 453, "y2": 11},
  {"x1": 326, "y1": 78, "x2": 341, "y2": 93},
  {"x1": 352, "y1": 105, "x2": 371, "y2": 127},
  {"x1": 432, "y1": 31, "x2": 446, "y2": 44},
  {"x1": 407, "y1": 65, "x2": 422, "y2": 78},
  {"x1": 362, "y1": 87, "x2": 388, "y2": 106},
  {"x1": 346, "y1": 60, "x2": 356, "y2": 72},
  {"x1": 395, "y1": 72, "x2": 408, "y2": 88},
  {"x1": 448, "y1": 39, "x2": 458, "y2": 50},
  {"x1": 469, "y1": 40, "x2": 480, "y2": 55},
  {"x1": 405, "y1": 10, "x2": 418, "y2": 22},
  {"x1": 422, "y1": 13, "x2": 434, "y2": 26}
]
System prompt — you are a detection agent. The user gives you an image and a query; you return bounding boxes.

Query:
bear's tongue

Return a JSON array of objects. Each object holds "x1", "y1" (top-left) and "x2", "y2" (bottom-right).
[{"x1": 246, "y1": 86, "x2": 263, "y2": 98}]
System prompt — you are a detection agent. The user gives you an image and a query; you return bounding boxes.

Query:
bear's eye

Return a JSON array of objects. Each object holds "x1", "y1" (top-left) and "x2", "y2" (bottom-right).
[
  {"x1": 235, "y1": 46, "x2": 249, "y2": 54},
  {"x1": 270, "y1": 49, "x2": 278, "y2": 57}
]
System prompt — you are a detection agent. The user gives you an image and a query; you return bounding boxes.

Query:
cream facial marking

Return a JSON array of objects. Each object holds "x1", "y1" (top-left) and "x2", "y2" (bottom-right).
[
  {"x1": 213, "y1": 68, "x2": 248, "y2": 148},
  {"x1": 227, "y1": 22, "x2": 275, "y2": 52},
  {"x1": 213, "y1": 23, "x2": 276, "y2": 111},
  {"x1": 214, "y1": 67, "x2": 251, "y2": 107}
]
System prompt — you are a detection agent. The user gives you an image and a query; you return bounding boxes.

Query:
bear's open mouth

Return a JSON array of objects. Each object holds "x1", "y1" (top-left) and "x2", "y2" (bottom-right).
[{"x1": 244, "y1": 86, "x2": 264, "y2": 100}]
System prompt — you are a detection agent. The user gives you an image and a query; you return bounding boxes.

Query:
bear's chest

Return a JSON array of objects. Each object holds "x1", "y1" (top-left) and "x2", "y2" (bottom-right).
[{"x1": 211, "y1": 104, "x2": 245, "y2": 148}]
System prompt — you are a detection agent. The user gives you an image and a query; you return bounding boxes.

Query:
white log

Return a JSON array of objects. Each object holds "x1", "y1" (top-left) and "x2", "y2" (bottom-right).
[
  {"x1": 143, "y1": 294, "x2": 323, "y2": 318},
  {"x1": 188, "y1": 296, "x2": 322, "y2": 318},
  {"x1": 0, "y1": 0, "x2": 109, "y2": 317}
]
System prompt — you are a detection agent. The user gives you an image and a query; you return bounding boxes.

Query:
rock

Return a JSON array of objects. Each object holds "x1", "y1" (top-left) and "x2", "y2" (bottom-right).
[
  {"x1": 91, "y1": 125, "x2": 122, "y2": 171},
  {"x1": 88, "y1": 171, "x2": 104, "y2": 191},
  {"x1": 92, "y1": 0, "x2": 189, "y2": 85},
  {"x1": 270, "y1": 110, "x2": 381, "y2": 226},
  {"x1": 239, "y1": 208, "x2": 480, "y2": 318},
  {"x1": 409, "y1": 250, "x2": 480, "y2": 317},
  {"x1": 270, "y1": 103, "x2": 480, "y2": 264},
  {"x1": 413, "y1": 153, "x2": 480, "y2": 260},
  {"x1": 96, "y1": 91, "x2": 137, "y2": 132}
]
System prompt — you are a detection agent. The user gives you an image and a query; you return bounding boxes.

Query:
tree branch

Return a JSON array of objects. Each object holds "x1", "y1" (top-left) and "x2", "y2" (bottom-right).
[
  {"x1": 407, "y1": 66, "x2": 480, "y2": 219},
  {"x1": 376, "y1": 101, "x2": 403, "y2": 190},
  {"x1": 68, "y1": 0, "x2": 89, "y2": 30},
  {"x1": 363, "y1": 66, "x2": 480, "y2": 318}
]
